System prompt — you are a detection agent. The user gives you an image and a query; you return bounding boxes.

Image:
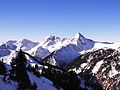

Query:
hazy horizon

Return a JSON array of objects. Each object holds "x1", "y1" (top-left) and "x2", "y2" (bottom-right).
[{"x1": 0, "y1": 0, "x2": 120, "y2": 42}]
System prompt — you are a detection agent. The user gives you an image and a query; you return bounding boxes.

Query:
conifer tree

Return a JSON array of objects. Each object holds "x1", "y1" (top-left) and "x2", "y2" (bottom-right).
[
  {"x1": 10, "y1": 50, "x2": 32, "y2": 90},
  {"x1": 0, "y1": 59, "x2": 6, "y2": 75}
]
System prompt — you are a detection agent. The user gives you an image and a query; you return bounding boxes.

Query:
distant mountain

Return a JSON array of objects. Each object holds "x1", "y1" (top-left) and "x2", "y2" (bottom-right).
[{"x1": 15, "y1": 39, "x2": 39, "y2": 51}]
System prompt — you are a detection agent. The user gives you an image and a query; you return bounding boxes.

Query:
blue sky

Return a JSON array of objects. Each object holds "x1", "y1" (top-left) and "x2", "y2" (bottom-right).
[{"x1": 0, "y1": 0, "x2": 120, "y2": 42}]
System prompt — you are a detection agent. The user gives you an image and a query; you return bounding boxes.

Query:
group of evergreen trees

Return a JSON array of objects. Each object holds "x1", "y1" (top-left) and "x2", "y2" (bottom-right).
[
  {"x1": 0, "y1": 50, "x2": 37, "y2": 90},
  {"x1": 27, "y1": 63, "x2": 81, "y2": 90},
  {"x1": 10, "y1": 50, "x2": 30, "y2": 89},
  {"x1": 27, "y1": 64, "x2": 40, "y2": 78},
  {"x1": 43, "y1": 68, "x2": 81, "y2": 90},
  {"x1": 9, "y1": 50, "x2": 37, "y2": 90},
  {"x1": 0, "y1": 59, "x2": 6, "y2": 75}
]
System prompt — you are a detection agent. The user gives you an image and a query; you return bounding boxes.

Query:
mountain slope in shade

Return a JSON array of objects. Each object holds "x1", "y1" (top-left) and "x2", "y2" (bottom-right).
[
  {"x1": 0, "y1": 44, "x2": 11, "y2": 56},
  {"x1": 31, "y1": 46, "x2": 50, "y2": 59},
  {"x1": 5, "y1": 40, "x2": 17, "y2": 50}
]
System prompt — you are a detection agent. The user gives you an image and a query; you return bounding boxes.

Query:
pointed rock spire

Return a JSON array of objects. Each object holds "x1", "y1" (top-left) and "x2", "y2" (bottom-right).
[{"x1": 74, "y1": 33, "x2": 86, "y2": 40}]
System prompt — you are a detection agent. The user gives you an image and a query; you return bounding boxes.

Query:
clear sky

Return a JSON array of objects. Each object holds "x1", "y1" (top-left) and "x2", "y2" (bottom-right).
[{"x1": 0, "y1": 0, "x2": 120, "y2": 42}]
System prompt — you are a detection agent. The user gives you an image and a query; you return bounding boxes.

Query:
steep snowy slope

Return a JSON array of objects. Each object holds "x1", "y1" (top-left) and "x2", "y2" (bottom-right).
[{"x1": 62, "y1": 33, "x2": 95, "y2": 50}]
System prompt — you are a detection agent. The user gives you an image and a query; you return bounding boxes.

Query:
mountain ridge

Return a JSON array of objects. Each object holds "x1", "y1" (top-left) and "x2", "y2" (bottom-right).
[{"x1": 0, "y1": 33, "x2": 120, "y2": 67}]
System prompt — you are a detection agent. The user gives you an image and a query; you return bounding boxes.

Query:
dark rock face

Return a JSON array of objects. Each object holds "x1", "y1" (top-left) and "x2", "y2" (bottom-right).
[{"x1": 67, "y1": 48, "x2": 120, "y2": 90}]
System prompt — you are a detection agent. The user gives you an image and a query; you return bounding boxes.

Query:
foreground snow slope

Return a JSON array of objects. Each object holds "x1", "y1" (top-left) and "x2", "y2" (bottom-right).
[{"x1": 0, "y1": 73, "x2": 57, "y2": 90}]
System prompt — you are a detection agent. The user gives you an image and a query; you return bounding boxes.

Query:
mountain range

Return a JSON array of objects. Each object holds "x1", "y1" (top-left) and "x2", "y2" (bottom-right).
[
  {"x1": 1, "y1": 33, "x2": 119, "y2": 65},
  {"x1": 0, "y1": 33, "x2": 120, "y2": 90}
]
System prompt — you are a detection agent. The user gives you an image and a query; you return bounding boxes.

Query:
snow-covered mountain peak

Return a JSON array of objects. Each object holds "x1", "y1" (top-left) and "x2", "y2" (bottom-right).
[
  {"x1": 45, "y1": 35, "x2": 60, "y2": 40},
  {"x1": 15, "y1": 39, "x2": 39, "y2": 51},
  {"x1": 6, "y1": 40, "x2": 17, "y2": 44},
  {"x1": 67, "y1": 33, "x2": 88, "y2": 45},
  {"x1": 19, "y1": 39, "x2": 36, "y2": 44},
  {"x1": 74, "y1": 33, "x2": 86, "y2": 40},
  {"x1": 40, "y1": 35, "x2": 62, "y2": 48}
]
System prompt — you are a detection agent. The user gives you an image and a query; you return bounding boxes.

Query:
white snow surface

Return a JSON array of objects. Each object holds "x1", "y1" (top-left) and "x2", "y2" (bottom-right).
[
  {"x1": 28, "y1": 72, "x2": 57, "y2": 90},
  {"x1": 92, "y1": 60, "x2": 104, "y2": 74},
  {"x1": 108, "y1": 64, "x2": 120, "y2": 78},
  {"x1": 0, "y1": 71, "x2": 57, "y2": 90},
  {"x1": 0, "y1": 75, "x2": 17, "y2": 90}
]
